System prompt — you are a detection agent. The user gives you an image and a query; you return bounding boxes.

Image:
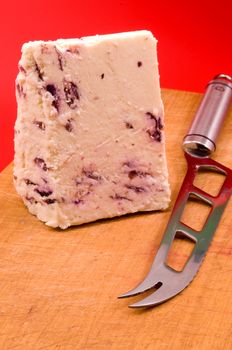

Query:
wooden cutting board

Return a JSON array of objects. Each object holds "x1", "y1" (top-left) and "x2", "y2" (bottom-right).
[{"x1": 0, "y1": 89, "x2": 232, "y2": 350}]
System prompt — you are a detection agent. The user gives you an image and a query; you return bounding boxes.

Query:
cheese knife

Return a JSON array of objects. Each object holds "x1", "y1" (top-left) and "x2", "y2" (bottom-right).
[{"x1": 119, "y1": 74, "x2": 232, "y2": 308}]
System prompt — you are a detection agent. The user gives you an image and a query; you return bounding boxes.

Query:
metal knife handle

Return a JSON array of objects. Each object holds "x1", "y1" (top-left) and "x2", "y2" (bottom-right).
[{"x1": 183, "y1": 74, "x2": 232, "y2": 157}]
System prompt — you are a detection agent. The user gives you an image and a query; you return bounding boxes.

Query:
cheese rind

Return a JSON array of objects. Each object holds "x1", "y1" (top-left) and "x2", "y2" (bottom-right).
[{"x1": 14, "y1": 30, "x2": 170, "y2": 229}]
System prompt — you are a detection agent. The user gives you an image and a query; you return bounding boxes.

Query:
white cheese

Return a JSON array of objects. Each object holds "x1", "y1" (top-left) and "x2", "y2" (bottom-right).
[{"x1": 14, "y1": 30, "x2": 170, "y2": 229}]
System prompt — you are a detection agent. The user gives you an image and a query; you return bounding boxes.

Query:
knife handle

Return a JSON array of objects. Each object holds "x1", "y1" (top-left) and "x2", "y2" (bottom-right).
[{"x1": 183, "y1": 74, "x2": 232, "y2": 156}]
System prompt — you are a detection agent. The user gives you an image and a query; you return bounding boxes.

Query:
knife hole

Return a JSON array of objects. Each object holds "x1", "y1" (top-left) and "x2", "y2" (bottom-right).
[
  {"x1": 166, "y1": 232, "x2": 195, "y2": 272},
  {"x1": 193, "y1": 166, "x2": 226, "y2": 197},
  {"x1": 180, "y1": 193, "x2": 212, "y2": 231}
]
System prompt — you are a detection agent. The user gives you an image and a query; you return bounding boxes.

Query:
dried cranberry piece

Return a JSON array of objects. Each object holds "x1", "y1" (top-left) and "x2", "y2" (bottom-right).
[
  {"x1": 146, "y1": 129, "x2": 162, "y2": 142},
  {"x1": 66, "y1": 47, "x2": 80, "y2": 55},
  {"x1": 128, "y1": 170, "x2": 137, "y2": 179},
  {"x1": 64, "y1": 81, "x2": 79, "y2": 109},
  {"x1": 146, "y1": 112, "x2": 156, "y2": 120},
  {"x1": 125, "y1": 184, "x2": 146, "y2": 193},
  {"x1": 74, "y1": 199, "x2": 84, "y2": 205},
  {"x1": 24, "y1": 179, "x2": 36, "y2": 186},
  {"x1": 35, "y1": 188, "x2": 53, "y2": 197},
  {"x1": 125, "y1": 122, "x2": 134, "y2": 129},
  {"x1": 16, "y1": 83, "x2": 25, "y2": 98},
  {"x1": 145, "y1": 113, "x2": 163, "y2": 142},
  {"x1": 82, "y1": 168, "x2": 102, "y2": 181},
  {"x1": 128, "y1": 170, "x2": 149, "y2": 179},
  {"x1": 65, "y1": 119, "x2": 74, "y2": 132},
  {"x1": 34, "y1": 157, "x2": 48, "y2": 171},
  {"x1": 18, "y1": 64, "x2": 26, "y2": 74},
  {"x1": 46, "y1": 84, "x2": 59, "y2": 111},
  {"x1": 146, "y1": 113, "x2": 163, "y2": 129},
  {"x1": 46, "y1": 84, "x2": 56, "y2": 95},
  {"x1": 55, "y1": 47, "x2": 64, "y2": 71},
  {"x1": 35, "y1": 62, "x2": 43, "y2": 80},
  {"x1": 110, "y1": 194, "x2": 132, "y2": 201},
  {"x1": 33, "y1": 120, "x2": 46, "y2": 130},
  {"x1": 157, "y1": 117, "x2": 163, "y2": 130},
  {"x1": 44, "y1": 198, "x2": 56, "y2": 204},
  {"x1": 25, "y1": 196, "x2": 38, "y2": 204}
]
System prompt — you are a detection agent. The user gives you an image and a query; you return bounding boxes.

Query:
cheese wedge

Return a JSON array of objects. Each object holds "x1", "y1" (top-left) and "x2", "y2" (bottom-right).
[{"x1": 14, "y1": 30, "x2": 170, "y2": 229}]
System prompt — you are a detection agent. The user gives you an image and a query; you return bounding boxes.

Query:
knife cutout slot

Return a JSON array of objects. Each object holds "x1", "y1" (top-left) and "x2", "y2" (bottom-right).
[
  {"x1": 166, "y1": 232, "x2": 195, "y2": 272},
  {"x1": 193, "y1": 166, "x2": 226, "y2": 197},
  {"x1": 180, "y1": 193, "x2": 212, "y2": 231}
]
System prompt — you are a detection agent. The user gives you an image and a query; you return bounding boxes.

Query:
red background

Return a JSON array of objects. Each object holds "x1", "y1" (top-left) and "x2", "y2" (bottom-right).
[{"x1": 0, "y1": 0, "x2": 231, "y2": 171}]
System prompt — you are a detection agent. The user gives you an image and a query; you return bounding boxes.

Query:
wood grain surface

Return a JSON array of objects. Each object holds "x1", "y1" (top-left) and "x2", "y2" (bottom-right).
[{"x1": 0, "y1": 89, "x2": 232, "y2": 350}]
